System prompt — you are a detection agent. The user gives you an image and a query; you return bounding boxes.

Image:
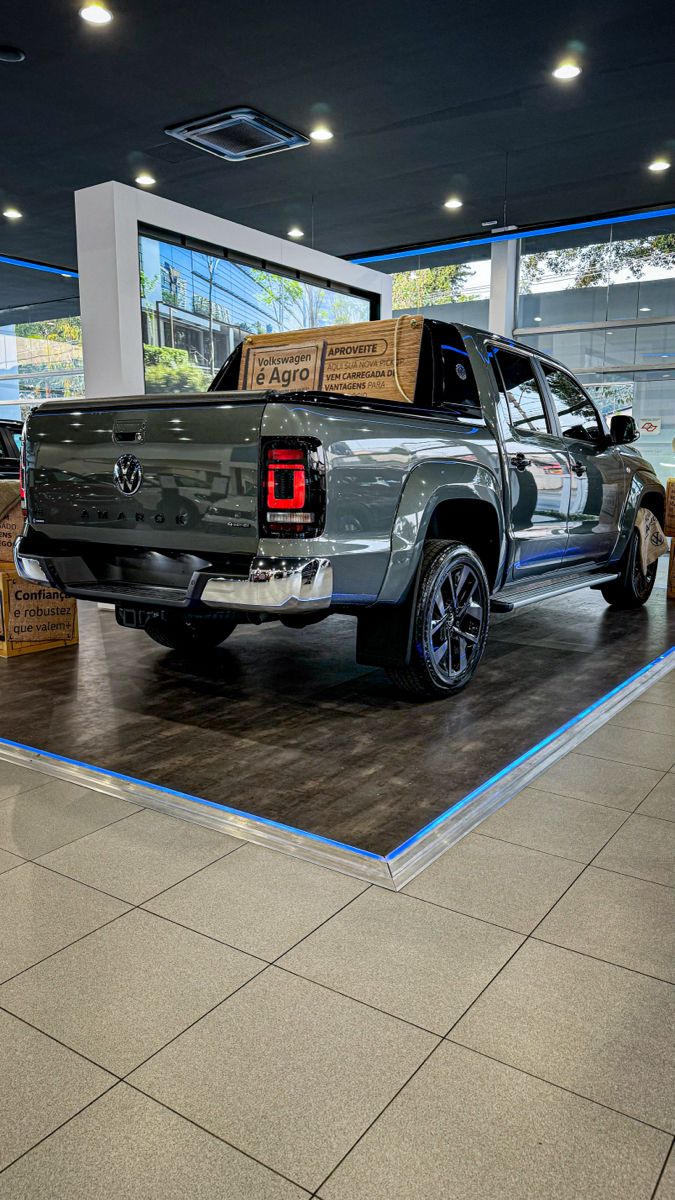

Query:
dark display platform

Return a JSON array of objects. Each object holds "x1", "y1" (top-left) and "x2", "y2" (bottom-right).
[{"x1": 2, "y1": 590, "x2": 674, "y2": 855}]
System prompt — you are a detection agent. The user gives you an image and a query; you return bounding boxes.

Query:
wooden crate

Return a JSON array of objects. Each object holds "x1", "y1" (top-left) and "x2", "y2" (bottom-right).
[
  {"x1": 0, "y1": 481, "x2": 23, "y2": 569},
  {"x1": 238, "y1": 316, "x2": 424, "y2": 404},
  {"x1": 0, "y1": 570, "x2": 78, "y2": 658},
  {"x1": 664, "y1": 478, "x2": 675, "y2": 539}
]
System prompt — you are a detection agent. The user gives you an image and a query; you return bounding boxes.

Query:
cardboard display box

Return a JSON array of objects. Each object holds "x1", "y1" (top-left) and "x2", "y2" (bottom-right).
[
  {"x1": 0, "y1": 480, "x2": 23, "y2": 568},
  {"x1": 668, "y1": 540, "x2": 675, "y2": 601},
  {"x1": 0, "y1": 569, "x2": 78, "y2": 658},
  {"x1": 664, "y1": 478, "x2": 675, "y2": 539},
  {"x1": 238, "y1": 316, "x2": 424, "y2": 404}
]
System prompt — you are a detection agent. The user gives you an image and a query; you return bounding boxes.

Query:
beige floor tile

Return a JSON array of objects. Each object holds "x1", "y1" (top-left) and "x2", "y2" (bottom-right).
[
  {"x1": 319, "y1": 1041, "x2": 669, "y2": 1200},
  {"x1": 643, "y1": 677, "x2": 675, "y2": 708},
  {"x1": 594, "y1": 813, "x2": 675, "y2": 886},
  {"x1": 145, "y1": 843, "x2": 367, "y2": 960},
  {"x1": 0, "y1": 778, "x2": 140, "y2": 858},
  {"x1": 0, "y1": 862, "x2": 129, "y2": 983},
  {"x1": 0, "y1": 908, "x2": 261, "y2": 1075},
  {"x1": 404, "y1": 833, "x2": 583, "y2": 934},
  {"x1": 536, "y1": 866, "x2": 675, "y2": 981},
  {"x1": 450, "y1": 939, "x2": 675, "y2": 1131},
  {"x1": 479, "y1": 788, "x2": 626, "y2": 862},
  {"x1": 279, "y1": 887, "x2": 522, "y2": 1033},
  {"x1": 37, "y1": 809, "x2": 240, "y2": 904},
  {"x1": 638, "y1": 772, "x2": 675, "y2": 822},
  {"x1": 0, "y1": 847, "x2": 24, "y2": 874},
  {"x1": 129, "y1": 966, "x2": 436, "y2": 1192},
  {"x1": 0, "y1": 1009, "x2": 114, "y2": 1172},
  {"x1": 0, "y1": 1084, "x2": 307, "y2": 1199},
  {"x1": 0, "y1": 761, "x2": 48, "y2": 802},
  {"x1": 532, "y1": 752, "x2": 665, "y2": 812},
  {"x1": 655, "y1": 1147, "x2": 675, "y2": 1199},
  {"x1": 610, "y1": 699, "x2": 675, "y2": 736},
  {"x1": 577, "y1": 725, "x2": 675, "y2": 771}
]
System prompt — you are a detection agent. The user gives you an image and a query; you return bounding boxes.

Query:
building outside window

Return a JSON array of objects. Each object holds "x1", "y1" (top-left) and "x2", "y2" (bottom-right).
[
  {"x1": 0, "y1": 316, "x2": 84, "y2": 422},
  {"x1": 385, "y1": 245, "x2": 491, "y2": 328},
  {"x1": 515, "y1": 213, "x2": 675, "y2": 487},
  {"x1": 138, "y1": 234, "x2": 371, "y2": 394}
]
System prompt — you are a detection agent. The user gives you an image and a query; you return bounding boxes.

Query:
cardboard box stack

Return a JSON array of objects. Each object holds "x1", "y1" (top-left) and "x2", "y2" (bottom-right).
[
  {"x1": 665, "y1": 478, "x2": 675, "y2": 601},
  {"x1": 0, "y1": 481, "x2": 78, "y2": 657}
]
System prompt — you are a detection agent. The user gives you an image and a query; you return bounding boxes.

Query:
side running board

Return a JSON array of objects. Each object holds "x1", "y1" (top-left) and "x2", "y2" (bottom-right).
[{"x1": 491, "y1": 570, "x2": 620, "y2": 613}]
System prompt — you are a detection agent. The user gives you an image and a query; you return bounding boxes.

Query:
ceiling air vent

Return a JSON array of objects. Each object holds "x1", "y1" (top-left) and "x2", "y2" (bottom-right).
[{"x1": 165, "y1": 107, "x2": 309, "y2": 162}]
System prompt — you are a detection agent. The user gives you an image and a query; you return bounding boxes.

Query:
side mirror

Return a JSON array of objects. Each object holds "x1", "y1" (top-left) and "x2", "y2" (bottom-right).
[{"x1": 611, "y1": 414, "x2": 639, "y2": 445}]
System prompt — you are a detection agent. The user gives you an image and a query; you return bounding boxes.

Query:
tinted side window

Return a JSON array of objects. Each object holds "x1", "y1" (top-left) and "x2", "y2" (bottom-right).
[
  {"x1": 543, "y1": 366, "x2": 603, "y2": 442},
  {"x1": 493, "y1": 348, "x2": 550, "y2": 435}
]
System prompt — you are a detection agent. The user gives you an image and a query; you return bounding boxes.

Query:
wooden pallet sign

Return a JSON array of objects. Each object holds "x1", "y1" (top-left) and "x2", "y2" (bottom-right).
[{"x1": 238, "y1": 316, "x2": 424, "y2": 404}]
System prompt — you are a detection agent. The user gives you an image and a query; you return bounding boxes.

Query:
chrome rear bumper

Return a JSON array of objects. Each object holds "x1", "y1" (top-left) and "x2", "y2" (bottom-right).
[{"x1": 201, "y1": 557, "x2": 333, "y2": 613}]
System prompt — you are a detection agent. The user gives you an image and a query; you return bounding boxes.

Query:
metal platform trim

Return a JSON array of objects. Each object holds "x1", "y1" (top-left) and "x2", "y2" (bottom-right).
[{"x1": 0, "y1": 643, "x2": 673, "y2": 890}]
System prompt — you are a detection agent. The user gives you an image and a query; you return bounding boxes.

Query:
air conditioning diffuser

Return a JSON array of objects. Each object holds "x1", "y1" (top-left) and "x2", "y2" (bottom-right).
[{"x1": 165, "y1": 107, "x2": 309, "y2": 162}]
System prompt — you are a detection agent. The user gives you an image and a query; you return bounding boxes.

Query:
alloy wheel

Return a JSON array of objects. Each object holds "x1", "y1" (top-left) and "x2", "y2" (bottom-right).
[{"x1": 426, "y1": 560, "x2": 486, "y2": 683}]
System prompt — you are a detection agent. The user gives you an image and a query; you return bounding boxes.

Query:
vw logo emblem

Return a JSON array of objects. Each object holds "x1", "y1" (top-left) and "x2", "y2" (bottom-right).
[{"x1": 113, "y1": 454, "x2": 143, "y2": 496}]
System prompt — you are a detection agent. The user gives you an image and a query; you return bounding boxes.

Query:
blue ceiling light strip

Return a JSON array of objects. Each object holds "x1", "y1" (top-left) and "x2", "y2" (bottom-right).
[
  {"x1": 385, "y1": 644, "x2": 675, "y2": 861},
  {"x1": 0, "y1": 735, "x2": 383, "y2": 862},
  {"x1": 351, "y1": 205, "x2": 675, "y2": 265},
  {"x1": 0, "y1": 254, "x2": 78, "y2": 278}
]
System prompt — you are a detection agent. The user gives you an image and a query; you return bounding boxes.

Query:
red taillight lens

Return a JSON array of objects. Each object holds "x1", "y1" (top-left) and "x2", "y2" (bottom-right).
[
  {"x1": 261, "y1": 440, "x2": 325, "y2": 538},
  {"x1": 266, "y1": 447, "x2": 306, "y2": 510}
]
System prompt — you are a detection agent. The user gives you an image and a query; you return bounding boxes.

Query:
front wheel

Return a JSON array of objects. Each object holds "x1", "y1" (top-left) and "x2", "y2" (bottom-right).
[
  {"x1": 600, "y1": 529, "x2": 657, "y2": 609},
  {"x1": 144, "y1": 611, "x2": 238, "y2": 652},
  {"x1": 387, "y1": 540, "x2": 490, "y2": 699}
]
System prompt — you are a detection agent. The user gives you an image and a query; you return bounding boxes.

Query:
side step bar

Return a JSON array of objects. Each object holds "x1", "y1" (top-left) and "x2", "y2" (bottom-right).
[{"x1": 491, "y1": 570, "x2": 620, "y2": 613}]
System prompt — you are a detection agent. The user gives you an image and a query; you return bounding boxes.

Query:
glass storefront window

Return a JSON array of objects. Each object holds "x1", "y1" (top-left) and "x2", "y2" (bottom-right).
[
  {"x1": 383, "y1": 246, "x2": 491, "y2": 329},
  {"x1": 0, "y1": 317, "x2": 84, "y2": 420},
  {"x1": 138, "y1": 234, "x2": 372, "y2": 394}
]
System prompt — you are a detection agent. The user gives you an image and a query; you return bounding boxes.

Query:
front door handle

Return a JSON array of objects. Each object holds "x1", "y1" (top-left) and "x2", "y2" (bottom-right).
[
  {"x1": 511, "y1": 453, "x2": 532, "y2": 471},
  {"x1": 572, "y1": 459, "x2": 587, "y2": 476}
]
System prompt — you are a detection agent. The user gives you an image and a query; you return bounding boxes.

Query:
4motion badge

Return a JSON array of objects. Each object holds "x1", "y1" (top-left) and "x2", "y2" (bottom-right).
[{"x1": 113, "y1": 454, "x2": 143, "y2": 496}]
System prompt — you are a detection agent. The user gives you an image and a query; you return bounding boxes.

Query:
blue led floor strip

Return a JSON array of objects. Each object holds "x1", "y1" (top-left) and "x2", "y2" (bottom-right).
[
  {"x1": 0, "y1": 735, "x2": 383, "y2": 863},
  {"x1": 385, "y1": 643, "x2": 675, "y2": 861},
  {"x1": 0, "y1": 643, "x2": 672, "y2": 874}
]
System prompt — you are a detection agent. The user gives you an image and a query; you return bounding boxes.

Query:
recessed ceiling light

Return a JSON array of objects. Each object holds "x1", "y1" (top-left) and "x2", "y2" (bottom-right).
[
  {"x1": 135, "y1": 173, "x2": 156, "y2": 187},
  {"x1": 444, "y1": 196, "x2": 463, "y2": 210},
  {"x1": 309, "y1": 126, "x2": 333, "y2": 142},
  {"x1": 648, "y1": 158, "x2": 670, "y2": 172},
  {"x1": 534, "y1": 316, "x2": 543, "y2": 322},
  {"x1": 553, "y1": 61, "x2": 581, "y2": 80},
  {"x1": 79, "y1": 3, "x2": 113, "y2": 23},
  {"x1": 639, "y1": 306, "x2": 651, "y2": 312},
  {"x1": 2, "y1": 207, "x2": 22, "y2": 220},
  {"x1": 0, "y1": 45, "x2": 26, "y2": 62},
  {"x1": 288, "y1": 227, "x2": 304, "y2": 239}
]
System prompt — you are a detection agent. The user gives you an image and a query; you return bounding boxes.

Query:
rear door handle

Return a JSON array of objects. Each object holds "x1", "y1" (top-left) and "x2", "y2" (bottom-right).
[
  {"x1": 510, "y1": 453, "x2": 532, "y2": 471},
  {"x1": 572, "y1": 459, "x2": 587, "y2": 476}
]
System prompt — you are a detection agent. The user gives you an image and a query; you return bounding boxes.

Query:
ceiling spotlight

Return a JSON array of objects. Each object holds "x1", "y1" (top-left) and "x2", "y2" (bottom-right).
[
  {"x1": 553, "y1": 61, "x2": 581, "y2": 80},
  {"x1": 648, "y1": 158, "x2": 670, "y2": 172},
  {"x1": 444, "y1": 196, "x2": 463, "y2": 210},
  {"x1": 639, "y1": 306, "x2": 651, "y2": 312},
  {"x1": 135, "y1": 173, "x2": 156, "y2": 187},
  {"x1": 2, "y1": 207, "x2": 22, "y2": 220},
  {"x1": 534, "y1": 316, "x2": 543, "y2": 322},
  {"x1": 79, "y1": 3, "x2": 113, "y2": 23},
  {"x1": 309, "y1": 126, "x2": 333, "y2": 142},
  {"x1": 288, "y1": 227, "x2": 304, "y2": 239},
  {"x1": 0, "y1": 46, "x2": 26, "y2": 62}
]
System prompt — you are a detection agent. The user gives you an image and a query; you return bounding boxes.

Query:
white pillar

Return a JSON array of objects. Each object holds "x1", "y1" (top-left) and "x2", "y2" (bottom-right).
[{"x1": 489, "y1": 239, "x2": 519, "y2": 337}]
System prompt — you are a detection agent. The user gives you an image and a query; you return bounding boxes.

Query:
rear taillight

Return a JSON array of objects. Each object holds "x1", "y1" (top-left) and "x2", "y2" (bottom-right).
[
  {"x1": 19, "y1": 427, "x2": 27, "y2": 517},
  {"x1": 261, "y1": 439, "x2": 325, "y2": 538}
]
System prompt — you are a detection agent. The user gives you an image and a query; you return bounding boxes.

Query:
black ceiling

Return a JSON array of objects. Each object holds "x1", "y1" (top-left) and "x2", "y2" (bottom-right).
[{"x1": 1, "y1": 0, "x2": 674, "y2": 315}]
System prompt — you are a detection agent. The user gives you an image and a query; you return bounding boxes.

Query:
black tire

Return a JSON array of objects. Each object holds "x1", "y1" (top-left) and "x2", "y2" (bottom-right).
[
  {"x1": 386, "y1": 540, "x2": 490, "y2": 699},
  {"x1": 144, "y1": 611, "x2": 238, "y2": 652},
  {"x1": 600, "y1": 529, "x2": 658, "y2": 609}
]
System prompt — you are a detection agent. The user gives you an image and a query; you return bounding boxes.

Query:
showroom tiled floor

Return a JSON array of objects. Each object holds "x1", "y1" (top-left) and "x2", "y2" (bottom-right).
[{"x1": 0, "y1": 671, "x2": 673, "y2": 1197}]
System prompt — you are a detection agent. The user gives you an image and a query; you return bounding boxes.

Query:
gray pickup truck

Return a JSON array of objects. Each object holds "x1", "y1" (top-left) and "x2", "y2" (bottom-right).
[{"x1": 15, "y1": 319, "x2": 665, "y2": 698}]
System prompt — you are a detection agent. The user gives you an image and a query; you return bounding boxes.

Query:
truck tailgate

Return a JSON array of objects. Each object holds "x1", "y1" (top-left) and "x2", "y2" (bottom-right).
[{"x1": 26, "y1": 397, "x2": 264, "y2": 556}]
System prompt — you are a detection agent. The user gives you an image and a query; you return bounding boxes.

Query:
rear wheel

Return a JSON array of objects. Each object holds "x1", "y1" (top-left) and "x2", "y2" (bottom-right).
[
  {"x1": 600, "y1": 529, "x2": 657, "y2": 609},
  {"x1": 387, "y1": 540, "x2": 490, "y2": 699},
  {"x1": 144, "y1": 611, "x2": 238, "y2": 652}
]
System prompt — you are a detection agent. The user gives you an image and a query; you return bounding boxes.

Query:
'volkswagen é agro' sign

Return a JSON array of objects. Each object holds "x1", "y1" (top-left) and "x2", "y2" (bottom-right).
[{"x1": 238, "y1": 317, "x2": 423, "y2": 403}]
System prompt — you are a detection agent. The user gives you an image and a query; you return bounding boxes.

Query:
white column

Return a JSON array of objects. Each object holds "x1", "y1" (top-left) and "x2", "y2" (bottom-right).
[{"x1": 488, "y1": 239, "x2": 519, "y2": 337}]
